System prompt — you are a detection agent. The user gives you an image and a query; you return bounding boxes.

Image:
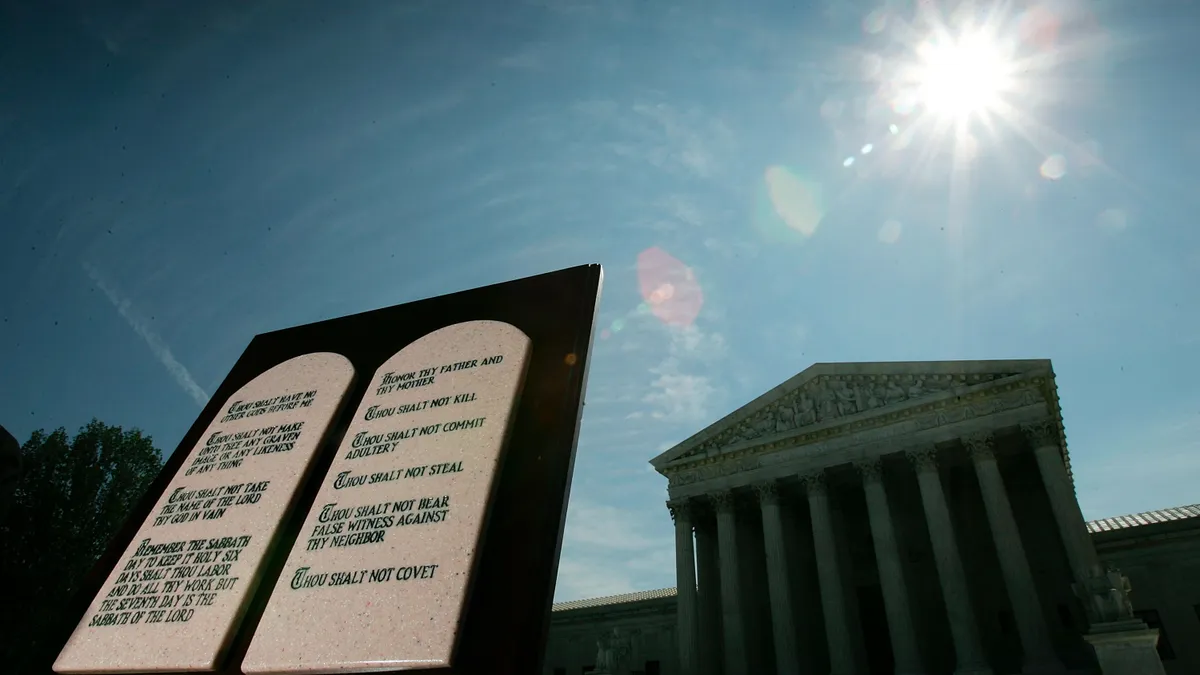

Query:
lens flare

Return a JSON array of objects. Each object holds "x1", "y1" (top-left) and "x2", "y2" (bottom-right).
[
  {"x1": 1039, "y1": 154, "x2": 1067, "y2": 180},
  {"x1": 762, "y1": 165, "x2": 825, "y2": 238},
  {"x1": 863, "y1": 8, "x2": 888, "y2": 34},
  {"x1": 636, "y1": 247, "x2": 704, "y2": 326},
  {"x1": 878, "y1": 220, "x2": 903, "y2": 243},
  {"x1": 1018, "y1": 6, "x2": 1061, "y2": 51},
  {"x1": 890, "y1": 91, "x2": 918, "y2": 116}
]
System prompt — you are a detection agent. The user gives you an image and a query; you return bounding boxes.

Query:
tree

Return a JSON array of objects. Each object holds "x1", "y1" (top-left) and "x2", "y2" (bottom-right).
[{"x1": 0, "y1": 419, "x2": 163, "y2": 674}]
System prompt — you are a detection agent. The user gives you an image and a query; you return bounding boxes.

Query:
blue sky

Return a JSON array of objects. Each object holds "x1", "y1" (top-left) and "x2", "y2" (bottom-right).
[{"x1": 2, "y1": 0, "x2": 1198, "y2": 602}]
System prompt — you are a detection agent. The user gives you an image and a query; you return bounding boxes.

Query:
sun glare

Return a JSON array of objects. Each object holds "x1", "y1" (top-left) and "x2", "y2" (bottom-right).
[
  {"x1": 914, "y1": 30, "x2": 1014, "y2": 120},
  {"x1": 831, "y1": 1, "x2": 1098, "y2": 195}
]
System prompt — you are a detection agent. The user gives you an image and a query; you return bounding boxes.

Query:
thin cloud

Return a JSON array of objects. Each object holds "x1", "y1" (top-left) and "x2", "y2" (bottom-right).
[
  {"x1": 564, "y1": 501, "x2": 660, "y2": 551},
  {"x1": 498, "y1": 43, "x2": 547, "y2": 70},
  {"x1": 555, "y1": 498, "x2": 673, "y2": 601},
  {"x1": 658, "y1": 194, "x2": 706, "y2": 228},
  {"x1": 632, "y1": 103, "x2": 735, "y2": 179},
  {"x1": 643, "y1": 371, "x2": 715, "y2": 422},
  {"x1": 555, "y1": 556, "x2": 639, "y2": 601},
  {"x1": 571, "y1": 99, "x2": 735, "y2": 180},
  {"x1": 83, "y1": 262, "x2": 209, "y2": 407},
  {"x1": 641, "y1": 324, "x2": 727, "y2": 424}
]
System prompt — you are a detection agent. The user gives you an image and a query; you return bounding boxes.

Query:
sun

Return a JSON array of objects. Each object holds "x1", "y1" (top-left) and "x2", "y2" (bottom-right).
[
  {"x1": 850, "y1": 1, "x2": 1095, "y2": 182},
  {"x1": 912, "y1": 29, "x2": 1015, "y2": 121}
]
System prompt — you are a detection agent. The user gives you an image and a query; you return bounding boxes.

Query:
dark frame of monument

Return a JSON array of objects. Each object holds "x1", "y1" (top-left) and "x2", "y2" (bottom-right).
[{"x1": 40, "y1": 264, "x2": 604, "y2": 675}]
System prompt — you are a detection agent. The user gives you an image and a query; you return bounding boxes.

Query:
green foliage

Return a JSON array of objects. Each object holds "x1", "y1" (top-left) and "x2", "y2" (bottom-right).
[{"x1": 0, "y1": 419, "x2": 163, "y2": 673}]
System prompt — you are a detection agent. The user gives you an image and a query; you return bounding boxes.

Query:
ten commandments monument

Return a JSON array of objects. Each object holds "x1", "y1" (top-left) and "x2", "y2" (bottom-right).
[{"x1": 45, "y1": 265, "x2": 604, "y2": 675}]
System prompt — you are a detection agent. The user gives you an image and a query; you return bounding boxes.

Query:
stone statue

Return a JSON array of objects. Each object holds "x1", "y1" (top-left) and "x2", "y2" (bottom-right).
[
  {"x1": 833, "y1": 380, "x2": 858, "y2": 416},
  {"x1": 796, "y1": 393, "x2": 816, "y2": 425},
  {"x1": 864, "y1": 381, "x2": 884, "y2": 409},
  {"x1": 774, "y1": 402, "x2": 794, "y2": 432},
  {"x1": 594, "y1": 635, "x2": 613, "y2": 674},
  {"x1": 908, "y1": 377, "x2": 927, "y2": 398},
  {"x1": 1075, "y1": 566, "x2": 1137, "y2": 625},
  {"x1": 816, "y1": 386, "x2": 838, "y2": 421},
  {"x1": 593, "y1": 628, "x2": 631, "y2": 675},
  {"x1": 608, "y1": 627, "x2": 631, "y2": 675}
]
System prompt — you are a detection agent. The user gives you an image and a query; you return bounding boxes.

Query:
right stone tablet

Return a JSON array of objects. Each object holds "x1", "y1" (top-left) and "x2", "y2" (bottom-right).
[{"x1": 243, "y1": 319, "x2": 532, "y2": 674}]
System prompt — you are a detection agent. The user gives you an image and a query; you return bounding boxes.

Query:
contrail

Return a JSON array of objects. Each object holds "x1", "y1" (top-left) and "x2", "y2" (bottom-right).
[{"x1": 83, "y1": 262, "x2": 210, "y2": 407}]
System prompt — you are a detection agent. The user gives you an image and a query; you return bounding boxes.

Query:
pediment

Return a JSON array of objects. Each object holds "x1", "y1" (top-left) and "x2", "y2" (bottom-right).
[{"x1": 650, "y1": 359, "x2": 1052, "y2": 469}]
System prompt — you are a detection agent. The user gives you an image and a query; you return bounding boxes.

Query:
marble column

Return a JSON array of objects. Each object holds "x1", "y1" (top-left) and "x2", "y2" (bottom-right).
[
  {"x1": 907, "y1": 447, "x2": 993, "y2": 675},
  {"x1": 712, "y1": 490, "x2": 750, "y2": 675},
  {"x1": 755, "y1": 481, "x2": 801, "y2": 675},
  {"x1": 1021, "y1": 421, "x2": 1103, "y2": 583},
  {"x1": 856, "y1": 458, "x2": 925, "y2": 675},
  {"x1": 964, "y1": 433, "x2": 1063, "y2": 674},
  {"x1": 670, "y1": 499, "x2": 701, "y2": 675},
  {"x1": 695, "y1": 518, "x2": 723, "y2": 675},
  {"x1": 802, "y1": 471, "x2": 855, "y2": 675}
]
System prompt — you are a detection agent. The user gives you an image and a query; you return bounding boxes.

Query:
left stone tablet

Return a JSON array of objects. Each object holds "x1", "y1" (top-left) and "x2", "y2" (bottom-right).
[{"x1": 53, "y1": 352, "x2": 357, "y2": 674}]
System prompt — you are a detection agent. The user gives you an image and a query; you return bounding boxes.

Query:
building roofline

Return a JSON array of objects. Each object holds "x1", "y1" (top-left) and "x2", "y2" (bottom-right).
[
  {"x1": 1085, "y1": 504, "x2": 1200, "y2": 534},
  {"x1": 551, "y1": 587, "x2": 676, "y2": 613}
]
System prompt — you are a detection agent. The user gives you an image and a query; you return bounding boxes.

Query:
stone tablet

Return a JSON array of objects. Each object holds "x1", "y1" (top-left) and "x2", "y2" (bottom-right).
[
  {"x1": 242, "y1": 320, "x2": 532, "y2": 674},
  {"x1": 53, "y1": 352, "x2": 356, "y2": 674}
]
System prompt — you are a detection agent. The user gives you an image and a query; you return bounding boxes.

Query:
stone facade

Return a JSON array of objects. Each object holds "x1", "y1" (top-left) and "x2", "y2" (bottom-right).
[
  {"x1": 545, "y1": 589, "x2": 678, "y2": 675},
  {"x1": 545, "y1": 360, "x2": 1192, "y2": 675},
  {"x1": 1087, "y1": 507, "x2": 1200, "y2": 674}
]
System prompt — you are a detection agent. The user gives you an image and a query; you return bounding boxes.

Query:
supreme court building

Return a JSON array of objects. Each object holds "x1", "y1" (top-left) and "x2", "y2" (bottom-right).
[{"x1": 543, "y1": 360, "x2": 1200, "y2": 675}]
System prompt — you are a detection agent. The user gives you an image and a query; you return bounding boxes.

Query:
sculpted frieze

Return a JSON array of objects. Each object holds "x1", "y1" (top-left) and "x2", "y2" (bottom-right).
[
  {"x1": 683, "y1": 372, "x2": 1023, "y2": 459},
  {"x1": 665, "y1": 380, "x2": 1046, "y2": 485}
]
